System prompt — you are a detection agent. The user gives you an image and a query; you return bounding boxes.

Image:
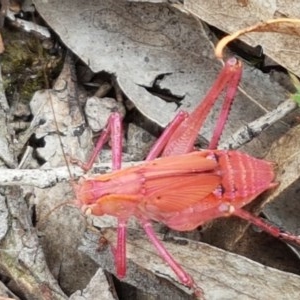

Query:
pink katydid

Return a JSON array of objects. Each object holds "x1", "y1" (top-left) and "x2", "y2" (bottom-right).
[{"x1": 71, "y1": 57, "x2": 300, "y2": 298}]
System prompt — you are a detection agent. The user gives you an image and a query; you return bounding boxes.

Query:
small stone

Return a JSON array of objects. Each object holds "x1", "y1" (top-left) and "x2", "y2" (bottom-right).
[{"x1": 85, "y1": 96, "x2": 126, "y2": 132}]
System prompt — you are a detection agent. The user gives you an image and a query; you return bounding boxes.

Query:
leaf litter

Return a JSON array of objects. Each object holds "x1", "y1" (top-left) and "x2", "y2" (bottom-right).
[{"x1": 0, "y1": 1, "x2": 300, "y2": 299}]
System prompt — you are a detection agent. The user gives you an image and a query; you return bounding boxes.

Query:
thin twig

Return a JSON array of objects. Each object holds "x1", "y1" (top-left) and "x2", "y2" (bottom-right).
[
  {"x1": 219, "y1": 98, "x2": 297, "y2": 149},
  {"x1": 4, "y1": 99, "x2": 297, "y2": 188},
  {"x1": 0, "y1": 161, "x2": 140, "y2": 188}
]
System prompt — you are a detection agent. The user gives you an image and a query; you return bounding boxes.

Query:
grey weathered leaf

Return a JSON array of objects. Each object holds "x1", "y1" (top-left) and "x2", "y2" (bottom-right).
[
  {"x1": 263, "y1": 124, "x2": 300, "y2": 256},
  {"x1": 182, "y1": 0, "x2": 300, "y2": 76},
  {"x1": 79, "y1": 227, "x2": 300, "y2": 300},
  {"x1": 29, "y1": 1, "x2": 300, "y2": 299},
  {"x1": 33, "y1": 0, "x2": 292, "y2": 158}
]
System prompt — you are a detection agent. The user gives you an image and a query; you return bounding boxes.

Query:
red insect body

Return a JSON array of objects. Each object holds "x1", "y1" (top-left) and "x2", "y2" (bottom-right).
[{"x1": 76, "y1": 150, "x2": 275, "y2": 232}]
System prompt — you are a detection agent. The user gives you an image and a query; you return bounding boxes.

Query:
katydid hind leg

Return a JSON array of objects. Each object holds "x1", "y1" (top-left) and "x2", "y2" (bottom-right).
[
  {"x1": 146, "y1": 111, "x2": 188, "y2": 160},
  {"x1": 161, "y1": 58, "x2": 242, "y2": 156},
  {"x1": 208, "y1": 59, "x2": 243, "y2": 149},
  {"x1": 233, "y1": 208, "x2": 300, "y2": 246}
]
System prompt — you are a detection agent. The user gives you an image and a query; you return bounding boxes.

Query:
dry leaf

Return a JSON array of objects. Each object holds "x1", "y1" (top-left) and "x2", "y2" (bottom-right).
[
  {"x1": 25, "y1": 1, "x2": 300, "y2": 299},
  {"x1": 263, "y1": 124, "x2": 300, "y2": 255},
  {"x1": 32, "y1": 0, "x2": 297, "y2": 162},
  {"x1": 182, "y1": 0, "x2": 300, "y2": 76},
  {"x1": 215, "y1": 18, "x2": 300, "y2": 59},
  {"x1": 79, "y1": 227, "x2": 300, "y2": 299}
]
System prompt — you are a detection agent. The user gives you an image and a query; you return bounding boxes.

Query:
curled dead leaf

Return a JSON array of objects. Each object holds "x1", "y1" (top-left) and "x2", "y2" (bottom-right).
[{"x1": 215, "y1": 18, "x2": 300, "y2": 59}]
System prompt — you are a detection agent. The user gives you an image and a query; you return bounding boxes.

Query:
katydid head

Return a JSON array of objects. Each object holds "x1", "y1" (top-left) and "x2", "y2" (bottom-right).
[{"x1": 74, "y1": 176, "x2": 140, "y2": 219}]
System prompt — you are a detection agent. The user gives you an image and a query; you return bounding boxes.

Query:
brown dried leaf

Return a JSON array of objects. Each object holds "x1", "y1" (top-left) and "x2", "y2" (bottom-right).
[
  {"x1": 183, "y1": 0, "x2": 300, "y2": 76},
  {"x1": 215, "y1": 18, "x2": 300, "y2": 59}
]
